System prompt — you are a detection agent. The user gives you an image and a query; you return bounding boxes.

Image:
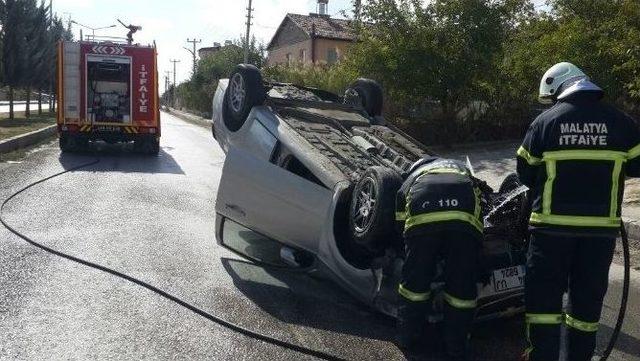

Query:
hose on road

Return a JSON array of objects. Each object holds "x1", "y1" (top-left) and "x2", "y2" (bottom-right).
[
  {"x1": 599, "y1": 223, "x2": 631, "y2": 361},
  {"x1": 2, "y1": 157, "x2": 631, "y2": 360},
  {"x1": 0, "y1": 158, "x2": 346, "y2": 361}
]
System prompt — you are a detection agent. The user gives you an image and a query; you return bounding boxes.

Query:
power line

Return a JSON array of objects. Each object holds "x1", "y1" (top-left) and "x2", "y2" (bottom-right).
[
  {"x1": 244, "y1": 0, "x2": 253, "y2": 64},
  {"x1": 184, "y1": 38, "x2": 202, "y2": 75}
]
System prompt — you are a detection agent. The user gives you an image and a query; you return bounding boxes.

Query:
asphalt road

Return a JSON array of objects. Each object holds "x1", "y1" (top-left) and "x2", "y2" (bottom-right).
[{"x1": 0, "y1": 112, "x2": 638, "y2": 360}]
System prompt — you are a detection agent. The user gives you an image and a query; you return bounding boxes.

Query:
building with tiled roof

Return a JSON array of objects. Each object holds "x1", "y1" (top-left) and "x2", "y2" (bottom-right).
[{"x1": 266, "y1": 3, "x2": 356, "y2": 66}]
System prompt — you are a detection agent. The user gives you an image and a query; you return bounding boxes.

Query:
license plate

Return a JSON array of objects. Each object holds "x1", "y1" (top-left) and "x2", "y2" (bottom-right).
[
  {"x1": 492, "y1": 266, "x2": 525, "y2": 293},
  {"x1": 94, "y1": 125, "x2": 121, "y2": 132}
]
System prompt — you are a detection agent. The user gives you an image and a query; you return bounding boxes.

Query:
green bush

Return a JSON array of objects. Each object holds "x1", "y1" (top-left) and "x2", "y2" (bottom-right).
[{"x1": 174, "y1": 1, "x2": 640, "y2": 145}]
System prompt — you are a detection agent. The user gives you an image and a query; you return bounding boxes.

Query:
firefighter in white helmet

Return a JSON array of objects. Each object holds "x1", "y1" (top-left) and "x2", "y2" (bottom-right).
[{"x1": 517, "y1": 62, "x2": 640, "y2": 361}]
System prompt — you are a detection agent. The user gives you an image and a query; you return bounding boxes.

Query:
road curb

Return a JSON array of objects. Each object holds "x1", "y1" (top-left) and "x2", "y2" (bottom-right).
[
  {"x1": 0, "y1": 125, "x2": 57, "y2": 155},
  {"x1": 165, "y1": 107, "x2": 212, "y2": 128}
]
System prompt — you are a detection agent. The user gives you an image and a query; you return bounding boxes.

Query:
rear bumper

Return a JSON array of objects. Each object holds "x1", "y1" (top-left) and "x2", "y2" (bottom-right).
[{"x1": 58, "y1": 124, "x2": 159, "y2": 142}]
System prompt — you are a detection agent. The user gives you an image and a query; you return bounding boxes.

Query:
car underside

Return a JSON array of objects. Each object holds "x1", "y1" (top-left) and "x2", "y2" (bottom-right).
[{"x1": 212, "y1": 64, "x2": 531, "y2": 321}]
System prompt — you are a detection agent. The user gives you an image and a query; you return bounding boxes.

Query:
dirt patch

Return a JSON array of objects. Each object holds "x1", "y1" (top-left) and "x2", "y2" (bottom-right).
[
  {"x1": 0, "y1": 115, "x2": 55, "y2": 141},
  {"x1": 624, "y1": 178, "x2": 640, "y2": 206},
  {"x1": 612, "y1": 234, "x2": 640, "y2": 270}
]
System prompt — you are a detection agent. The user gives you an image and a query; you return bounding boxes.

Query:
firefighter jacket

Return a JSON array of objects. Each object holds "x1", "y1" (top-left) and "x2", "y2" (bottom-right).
[
  {"x1": 395, "y1": 157, "x2": 483, "y2": 240},
  {"x1": 517, "y1": 90, "x2": 640, "y2": 236}
]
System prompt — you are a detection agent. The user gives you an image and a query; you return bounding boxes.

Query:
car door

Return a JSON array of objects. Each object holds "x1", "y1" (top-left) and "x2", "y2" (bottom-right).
[{"x1": 215, "y1": 116, "x2": 334, "y2": 254}]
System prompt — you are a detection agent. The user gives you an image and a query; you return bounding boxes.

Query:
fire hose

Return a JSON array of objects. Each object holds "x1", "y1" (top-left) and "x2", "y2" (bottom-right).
[
  {"x1": 0, "y1": 158, "x2": 631, "y2": 360},
  {"x1": 0, "y1": 158, "x2": 345, "y2": 361},
  {"x1": 600, "y1": 223, "x2": 630, "y2": 361}
]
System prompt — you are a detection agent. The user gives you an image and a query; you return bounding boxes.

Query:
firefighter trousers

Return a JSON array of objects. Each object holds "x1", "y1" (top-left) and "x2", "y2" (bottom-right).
[
  {"x1": 524, "y1": 231, "x2": 615, "y2": 361},
  {"x1": 398, "y1": 228, "x2": 480, "y2": 358}
]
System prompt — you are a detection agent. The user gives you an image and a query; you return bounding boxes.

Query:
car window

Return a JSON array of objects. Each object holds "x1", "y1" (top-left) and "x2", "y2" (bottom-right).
[
  {"x1": 282, "y1": 155, "x2": 323, "y2": 186},
  {"x1": 270, "y1": 143, "x2": 325, "y2": 187}
]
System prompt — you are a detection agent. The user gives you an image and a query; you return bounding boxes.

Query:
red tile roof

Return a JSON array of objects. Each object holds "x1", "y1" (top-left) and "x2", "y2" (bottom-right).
[{"x1": 267, "y1": 13, "x2": 355, "y2": 49}]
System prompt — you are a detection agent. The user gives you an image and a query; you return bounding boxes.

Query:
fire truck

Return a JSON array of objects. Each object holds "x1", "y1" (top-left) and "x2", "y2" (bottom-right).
[{"x1": 56, "y1": 40, "x2": 160, "y2": 154}]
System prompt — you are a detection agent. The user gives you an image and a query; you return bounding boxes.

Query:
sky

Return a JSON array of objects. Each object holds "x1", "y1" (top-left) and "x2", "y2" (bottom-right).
[{"x1": 52, "y1": 0, "x2": 546, "y2": 88}]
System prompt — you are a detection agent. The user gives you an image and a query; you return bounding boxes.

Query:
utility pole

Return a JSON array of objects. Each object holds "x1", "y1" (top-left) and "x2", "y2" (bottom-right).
[
  {"x1": 184, "y1": 38, "x2": 202, "y2": 75},
  {"x1": 169, "y1": 59, "x2": 180, "y2": 107},
  {"x1": 170, "y1": 59, "x2": 180, "y2": 88},
  {"x1": 164, "y1": 71, "x2": 171, "y2": 93},
  {"x1": 244, "y1": 0, "x2": 253, "y2": 64}
]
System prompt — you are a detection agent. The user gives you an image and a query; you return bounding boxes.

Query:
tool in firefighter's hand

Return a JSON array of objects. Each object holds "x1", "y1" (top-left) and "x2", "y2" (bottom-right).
[{"x1": 117, "y1": 19, "x2": 142, "y2": 45}]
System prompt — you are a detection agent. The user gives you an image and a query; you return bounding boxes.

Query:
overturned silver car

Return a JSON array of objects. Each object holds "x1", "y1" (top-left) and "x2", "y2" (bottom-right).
[{"x1": 212, "y1": 64, "x2": 530, "y2": 321}]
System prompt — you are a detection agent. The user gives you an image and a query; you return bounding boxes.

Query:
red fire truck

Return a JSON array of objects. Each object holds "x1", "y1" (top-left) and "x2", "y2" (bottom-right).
[{"x1": 56, "y1": 40, "x2": 160, "y2": 154}]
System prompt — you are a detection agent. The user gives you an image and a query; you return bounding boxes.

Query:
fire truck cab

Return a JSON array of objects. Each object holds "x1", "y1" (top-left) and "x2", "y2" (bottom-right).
[{"x1": 57, "y1": 40, "x2": 160, "y2": 154}]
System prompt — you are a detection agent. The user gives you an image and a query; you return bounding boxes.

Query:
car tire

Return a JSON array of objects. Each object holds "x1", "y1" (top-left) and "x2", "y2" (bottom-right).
[
  {"x1": 347, "y1": 78, "x2": 384, "y2": 118},
  {"x1": 223, "y1": 64, "x2": 266, "y2": 132},
  {"x1": 349, "y1": 166, "x2": 403, "y2": 256}
]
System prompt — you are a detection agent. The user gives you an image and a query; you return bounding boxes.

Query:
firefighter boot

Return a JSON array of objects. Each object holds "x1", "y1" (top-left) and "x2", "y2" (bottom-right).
[
  {"x1": 443, "y1": 304, "x2": 474, "y2": 361},
  {"x1": 396, "y1": 298, "x2": 429, "y2": 351}
]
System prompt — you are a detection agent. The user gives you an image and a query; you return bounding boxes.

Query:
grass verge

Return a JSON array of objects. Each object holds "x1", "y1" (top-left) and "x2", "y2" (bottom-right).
[{"x1": 0, "y1": 112, "x2": 56, "y2": 141}]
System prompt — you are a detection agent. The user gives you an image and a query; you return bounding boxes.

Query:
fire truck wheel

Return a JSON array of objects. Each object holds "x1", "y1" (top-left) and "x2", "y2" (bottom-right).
[
  {"x1": 135, "y1": 137, "x2": 160, "y2": 155},
  {"x1": 223, "y1": 64, "x2": 266, "y2": 132},
  {"x1": 148, "y1": 138, "x2": 160, "y2": 155},
  {"x1": 59, "y1": 134, "x2": 71, "y2": 153},
  {"x1": 349, "y1": 166, "x2": 403, "y2": 256},
  {"x1": 59, "y1": 134, "x2": 87, "y2": 153},
  {"x1": 347, "y1": 78, "x2": 384, "y2": 119}
]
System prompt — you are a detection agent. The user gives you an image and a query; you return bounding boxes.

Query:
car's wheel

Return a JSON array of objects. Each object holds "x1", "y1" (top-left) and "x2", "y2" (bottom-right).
[
  {"x1": 347, "y1": 78, "x2": 384, "y2": 118},
  {"x1": 223, "y1": 64, "x2": 266, "y2": 132},
  {"x1": 349, "y1": 166, "x2": 403, "y2": 256}
]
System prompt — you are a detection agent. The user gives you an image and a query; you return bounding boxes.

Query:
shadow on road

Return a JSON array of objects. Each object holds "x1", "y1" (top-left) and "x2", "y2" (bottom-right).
[
  {"x1": 220, "y1": 257, "x2": 396, "y2": 341},
  {"x1": 57, "y1": 142, "x2": 184, "y2": 175},
  {"x1": 221, "y1": 257, "x2": 531, "y2": 361},
  {"x1": 596, "y1": 323, "x2": 640, "y2": 357}
]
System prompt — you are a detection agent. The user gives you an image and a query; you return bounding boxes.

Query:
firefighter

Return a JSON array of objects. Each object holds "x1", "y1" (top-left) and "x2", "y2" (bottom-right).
[
  {"x1": 395, "y1": 156, "x2": 483, "y2": 360},
  {"x1": 517, "y1": 62, "x2": 640, "y2": 361}
]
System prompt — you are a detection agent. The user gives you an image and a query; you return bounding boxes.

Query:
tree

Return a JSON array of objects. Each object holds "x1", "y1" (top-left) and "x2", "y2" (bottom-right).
[
  {"x1": 503, "y1": 0, "x2": 640, "y2": 112},
  {"x1": 1, "y1": 0, "x2": 31, "y2": 120},
  {"x1": 23, "y1": 0, "x2": 48, "y2": 118},
  {"x1": 175, "y1": 37, "x2": 265, "y2": 115},
  {"x1": 343, "y1": 0, "x2": 533, "y2": 141}
]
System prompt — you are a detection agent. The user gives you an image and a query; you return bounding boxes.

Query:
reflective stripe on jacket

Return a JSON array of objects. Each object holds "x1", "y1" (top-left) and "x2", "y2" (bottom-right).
[
  {"x1": 516, "y1": 91, "x2": 640, "y2": 233},
  {"x1": 396, "y1": 158, "x2": 482, "y2": 236}
]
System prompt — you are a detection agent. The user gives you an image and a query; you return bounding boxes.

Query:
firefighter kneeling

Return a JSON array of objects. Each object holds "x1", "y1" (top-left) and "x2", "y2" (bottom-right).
[{"x1": 395, "y1": 157, "x2": 483, "y2": 360}]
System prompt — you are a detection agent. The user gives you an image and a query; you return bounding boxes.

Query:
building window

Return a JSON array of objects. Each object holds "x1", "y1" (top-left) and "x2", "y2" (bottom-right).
[
  {"x1": 286, "y1": 53, "x2": 292, "y2": 65},
  {"x1": 299, "y1": 49, "x2": 307, "y2": 63},
  {"x1": 327, "y1": 48, "x2": 338, "y2": 65}
]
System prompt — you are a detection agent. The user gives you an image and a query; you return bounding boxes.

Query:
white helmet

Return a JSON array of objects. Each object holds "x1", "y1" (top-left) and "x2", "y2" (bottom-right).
[{"x1": 538, "y1": 62, "x2": 587, "y2": 104}]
